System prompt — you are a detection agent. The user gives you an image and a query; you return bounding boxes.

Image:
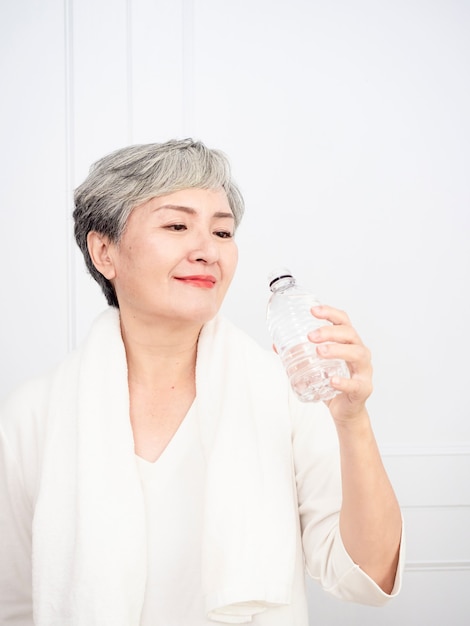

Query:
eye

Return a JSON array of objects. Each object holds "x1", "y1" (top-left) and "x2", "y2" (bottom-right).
[
  {"x1": 214, "y1": 230, "x2": 233, "y2": 239},
  {"x1": 166, "y1": 223, "x2": 187, "y2": 232}
]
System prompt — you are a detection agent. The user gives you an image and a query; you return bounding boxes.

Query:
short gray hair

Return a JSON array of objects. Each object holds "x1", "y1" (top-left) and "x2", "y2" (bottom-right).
[{"x1": 73, "y1": 138, "x2": 245, "y2": 307}]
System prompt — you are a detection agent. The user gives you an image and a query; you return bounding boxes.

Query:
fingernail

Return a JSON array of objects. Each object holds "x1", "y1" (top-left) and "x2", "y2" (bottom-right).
[{"x1": 309, "y1": 329, "x2": 321, "y2": 341}]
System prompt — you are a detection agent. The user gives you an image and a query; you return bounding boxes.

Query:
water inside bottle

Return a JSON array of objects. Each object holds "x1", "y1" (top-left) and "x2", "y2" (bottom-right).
[{"x1": 282, "y1": 343, "x2": 347, "y2": 402}]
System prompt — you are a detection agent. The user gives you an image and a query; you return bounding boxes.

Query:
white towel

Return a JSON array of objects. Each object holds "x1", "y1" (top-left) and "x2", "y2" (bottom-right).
[
  {"x1": 32, "y1": 308, "x2": 297, "y2": 625},
  {"x1": 197, "y1": 315, "x2": 297, "y2": 621},
  {"x1": 32, "y1": 309, "x2": 147, "y2": 625}
]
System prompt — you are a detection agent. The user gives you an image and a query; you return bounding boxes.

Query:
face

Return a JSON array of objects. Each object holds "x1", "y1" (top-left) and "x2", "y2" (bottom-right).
[{"x1": 103, "y1": 188, "x2": 238, "y2": 327}]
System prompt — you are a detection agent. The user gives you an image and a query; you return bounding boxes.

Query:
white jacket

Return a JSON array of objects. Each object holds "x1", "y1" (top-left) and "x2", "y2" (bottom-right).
[{"x1": 0, "y1": 308, "x2": 403, "y2": 625}]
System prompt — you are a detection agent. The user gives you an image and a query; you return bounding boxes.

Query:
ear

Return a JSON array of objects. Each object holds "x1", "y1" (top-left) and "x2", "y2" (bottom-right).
[{"x1": 87, "y1": 231, "x2": 117, "y2": 280}]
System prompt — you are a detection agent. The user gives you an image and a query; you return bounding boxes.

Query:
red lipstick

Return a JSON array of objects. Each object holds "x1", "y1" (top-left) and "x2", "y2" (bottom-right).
[{"x1": 175, "y1": 275, "x2": 217, "y2": 288}]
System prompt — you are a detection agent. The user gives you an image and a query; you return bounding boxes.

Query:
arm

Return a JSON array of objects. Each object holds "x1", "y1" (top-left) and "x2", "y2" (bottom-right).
[
  {"x1": 0, "y1": 426, "x2": 34, "y2": 624},
  {"x1": 309, "y1": 305, "x2": 402, "y2": 594}
]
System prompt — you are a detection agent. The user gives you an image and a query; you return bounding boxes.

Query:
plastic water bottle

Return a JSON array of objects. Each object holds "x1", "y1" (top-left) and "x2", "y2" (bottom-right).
[{"x1": 266, "y1": 268, "x2": 350, "y2": 402}]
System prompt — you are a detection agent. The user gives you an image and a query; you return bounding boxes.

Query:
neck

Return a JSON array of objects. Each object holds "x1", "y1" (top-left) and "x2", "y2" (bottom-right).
[{"x1": 118, "y1": 309, "x2": 202, "y2": 387}]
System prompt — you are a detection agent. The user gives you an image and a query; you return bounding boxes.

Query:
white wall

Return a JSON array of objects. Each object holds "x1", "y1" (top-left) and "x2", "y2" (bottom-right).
[{"x1": 1, "y1": 0, "x2": 469, "y2": 623}]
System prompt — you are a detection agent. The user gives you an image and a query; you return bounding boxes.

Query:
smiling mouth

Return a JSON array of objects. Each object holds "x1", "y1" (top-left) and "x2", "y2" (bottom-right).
[{"x1": 175, "y1": 275, "x2": 217, "y2": 288}]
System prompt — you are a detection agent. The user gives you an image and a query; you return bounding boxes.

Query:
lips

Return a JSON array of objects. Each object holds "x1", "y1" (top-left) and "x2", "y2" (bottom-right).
[{"x1": 174, "y1": 275, "x2": 217, "y2": 288}]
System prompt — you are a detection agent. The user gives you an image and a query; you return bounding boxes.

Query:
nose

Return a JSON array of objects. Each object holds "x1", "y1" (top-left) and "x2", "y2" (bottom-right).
[{"x1": 188, "y1": 230, "x2": 219, "y2": 264}]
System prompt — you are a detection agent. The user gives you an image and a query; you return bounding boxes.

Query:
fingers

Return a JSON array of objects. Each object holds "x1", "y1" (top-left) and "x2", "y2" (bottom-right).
[
  {"x1": 316, "y1": 341, "x2": 372, "y2": 376},
  {"x1": 308, "y1": 304, "x2": 372, "y2": 377},
  {"x1": 308, "y1": 305, "x2": 361, "y2": 347},
  {"x1": 308, "y1": 304, "x2": 374, "y2": 416},
  {"x1": 309, "y1": 324, "x2": 360, "y2": 346},
  {"x1": 310, "y1": 304, "x2": 350, "y2": 327},
  {"x1": 329, "y1": 371, "x2": 374, "y2": 405}
]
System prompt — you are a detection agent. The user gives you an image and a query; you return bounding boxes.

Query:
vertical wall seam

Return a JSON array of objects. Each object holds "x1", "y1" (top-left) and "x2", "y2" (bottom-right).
[
  {"x1": 64, "y1": 0, "x2": 76, "y2": 352},
  {"x1": 126, "y1": 0, "x2": 134, "y2": 144},
  {"x1": 182, "y1": 0, "x2": 195, "y2": 136}
]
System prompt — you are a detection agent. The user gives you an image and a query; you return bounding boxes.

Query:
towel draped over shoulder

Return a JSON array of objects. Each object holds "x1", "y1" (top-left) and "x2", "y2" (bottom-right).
[
  {"x1": 31, "y1": 309, "x2": 298, "y2": 625},
  {"x1": 0, "y1": 308, "x2": 403, "y2": 625}
]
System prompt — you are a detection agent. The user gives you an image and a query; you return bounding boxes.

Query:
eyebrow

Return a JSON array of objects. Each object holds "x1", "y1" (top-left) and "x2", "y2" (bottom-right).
[{"x1": 154, "y1": 204, "x2": 234, "y2": 220}]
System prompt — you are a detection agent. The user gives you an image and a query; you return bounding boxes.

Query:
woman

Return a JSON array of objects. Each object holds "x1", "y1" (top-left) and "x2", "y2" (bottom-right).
[{"x1": 0, "y1": 139, "x2": 403, "y2": 625}]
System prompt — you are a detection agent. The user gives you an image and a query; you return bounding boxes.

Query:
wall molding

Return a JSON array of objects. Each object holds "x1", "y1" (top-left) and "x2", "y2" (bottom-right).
[
  {"x1": 405, "y1": 560, "x2": 470, "y2": 572},
  {"x1": 402, "y1": 503, "x2": 470, "y2": 510},
  {"x1": 380, "y1": 443, "x2": 470, "y2": 457}
]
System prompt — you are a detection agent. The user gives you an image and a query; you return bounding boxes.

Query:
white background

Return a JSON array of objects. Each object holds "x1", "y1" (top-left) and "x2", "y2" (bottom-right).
[{"x1": 1, "y1": 0, "x2": 469, "y2": 623}]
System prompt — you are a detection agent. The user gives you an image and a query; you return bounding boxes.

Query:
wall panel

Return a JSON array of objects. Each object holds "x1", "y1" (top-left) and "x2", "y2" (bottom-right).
[
  {"x1": 131, "y1": 0, "x2": 186, "y2": 141},
  {"x1": 307, "y1": 568, "x2": 470, "y2": 625},
  {"x1": 69, "y1": 0, "x2": 132, "y2": 343},
  {"x1": 0, "y1": 0, "x2": 69, "y2": 394},
  {"x1": 1, "y1": 1, "x2": 469, "y2": 624}
]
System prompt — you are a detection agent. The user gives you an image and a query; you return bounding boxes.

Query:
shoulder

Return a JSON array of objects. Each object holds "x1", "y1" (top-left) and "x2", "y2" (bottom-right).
[
  {"x1": 197, "y1": 314, "x2": 289, "y2": 412},
  {"x1": 0, "y1": 307, "x2": 120, "y2": 429},
  {"x1": 0, "y1": 371, "x2": 56, "y2": 503},
  {"x1": 1, "y1": 371, "x2": 55, "y2": 437},
  {"x1": 0, "y1": 355, "x2": 80, "y2": 486},
  {"x1": 200, "y1": 315, "x2": 281, "y2": 369},
  {"x1": 0, "y1": 309, "x2": 118, "y2": 451}
]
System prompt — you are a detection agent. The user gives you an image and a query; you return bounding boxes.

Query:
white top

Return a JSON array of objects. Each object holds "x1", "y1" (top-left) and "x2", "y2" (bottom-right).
[
  {"x1": 0, "y1": 309, "x2": 404, "y2": 626},
  {"x1": 136, "y1": 402, "x2": 211, "y2": 626},
  {"x1": 133, "y1": 401, "x2": 315, "y2": 626}
]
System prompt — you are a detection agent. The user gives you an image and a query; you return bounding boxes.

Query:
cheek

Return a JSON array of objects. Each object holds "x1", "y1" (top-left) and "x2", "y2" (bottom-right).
[
  {"x1": 122, "y1": 237, "x2": 161, "y2": 270},
  {"x1": 220, "y1": 246, "x2": 238, "y2": 291},
  {"x1": 229, "y1": 245, "x2": 239, "y2": 275},
  {"x1": 112, "y1": 243, "x2": 152, "y2": 288},
  {"x1": 226, "y1": 240, "x2": 238, "y2": 265}
]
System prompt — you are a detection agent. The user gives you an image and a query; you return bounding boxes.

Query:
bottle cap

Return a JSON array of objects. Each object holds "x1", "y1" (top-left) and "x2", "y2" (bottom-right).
[{"x1": 268, "y1": 267, "x2": 294, "y2": 288}]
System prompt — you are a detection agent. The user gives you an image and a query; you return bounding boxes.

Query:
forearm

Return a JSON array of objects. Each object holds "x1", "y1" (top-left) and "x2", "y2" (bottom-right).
[
  {"x1": 336, "y1": 410, "x2": 402, "y2": 594},
  {"x1": 308, "y1": 304, "x2": 402, "y2": 592}
]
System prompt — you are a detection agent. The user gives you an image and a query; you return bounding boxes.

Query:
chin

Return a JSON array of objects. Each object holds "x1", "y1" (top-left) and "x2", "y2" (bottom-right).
[
  {"x1": 189, "y1": 309, "x2": 220, "y2": 326},
  {"x1": 164, "y1": 303, "x2": 220, "y2": 327}
]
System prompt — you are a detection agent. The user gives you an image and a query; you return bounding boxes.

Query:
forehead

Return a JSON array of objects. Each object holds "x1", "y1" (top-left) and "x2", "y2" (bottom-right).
[{"x1": 145, "y1": 187, "x2": 232, "y2": 213}]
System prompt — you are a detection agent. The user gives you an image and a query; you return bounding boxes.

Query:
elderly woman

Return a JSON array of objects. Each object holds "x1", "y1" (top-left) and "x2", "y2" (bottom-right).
[{"x1": 0, "y1": 139, "x2": 403, "y2": 625}]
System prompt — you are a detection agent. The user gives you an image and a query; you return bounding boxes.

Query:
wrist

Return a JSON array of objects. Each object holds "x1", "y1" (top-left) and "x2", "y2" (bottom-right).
[{"x1": 333, "y1": 408, "x2": 373, "y2": 437}]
